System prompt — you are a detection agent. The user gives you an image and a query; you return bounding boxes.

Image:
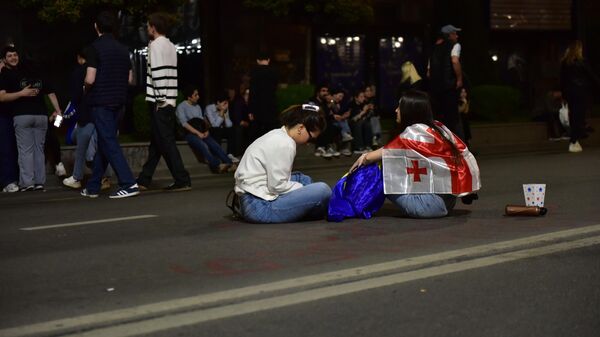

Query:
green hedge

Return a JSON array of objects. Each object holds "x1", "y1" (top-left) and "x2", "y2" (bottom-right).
[{"x1": 470, "y1": 85, "x2": 521, "y2": 122}]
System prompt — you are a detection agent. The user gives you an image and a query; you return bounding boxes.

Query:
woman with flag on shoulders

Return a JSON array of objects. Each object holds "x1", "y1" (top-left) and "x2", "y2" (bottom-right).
[{"x1": 344, "y1": 90, "x2": 480, "y2": 219}]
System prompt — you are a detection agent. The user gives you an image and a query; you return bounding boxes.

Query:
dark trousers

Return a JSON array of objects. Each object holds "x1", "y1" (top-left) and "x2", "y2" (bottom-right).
[
  {"x1": 316, "y1": 116, "x2": 340, "y2": 148},
  {"x1": 0, "y1": 114, "x2": 19, "y2": 187},
  {"x1": 350, "y1": 118, "x2": 373, "y2": 150},
  {"x1": 86, "y1": 106, "x2": 135, "y2": 193},
  {"x1": 44, "y1": 124, "x2": 62, "y2": 166},
  {"x1": 209, "y1": 126, "x2": 235, "y2": 155},
  {"x1": 250, "y1": 120, "x2": 280, "y2": 142},
  {"x1": 138, "y1": 104, "x2": 190, "y2": 186},
  {"x1": 565, "y1": 91, "x2": 590, "y2": 143},
  {"x1": 432, "y1": 89, "x2": 463, "y2": 139}
]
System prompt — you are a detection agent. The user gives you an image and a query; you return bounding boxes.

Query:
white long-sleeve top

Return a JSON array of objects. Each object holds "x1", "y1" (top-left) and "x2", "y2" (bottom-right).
[
  {"x1": 234, "y1": 127, "x2": 302, "y2": 200},
  {"x1": 146, "y1": 36, "x2": 178, "y2": 107}
]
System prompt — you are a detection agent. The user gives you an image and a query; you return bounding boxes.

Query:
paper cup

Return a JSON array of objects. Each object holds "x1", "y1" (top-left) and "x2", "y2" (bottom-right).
[{"x1": 523, "y1": 184, "x2": 546, "y2": 207}]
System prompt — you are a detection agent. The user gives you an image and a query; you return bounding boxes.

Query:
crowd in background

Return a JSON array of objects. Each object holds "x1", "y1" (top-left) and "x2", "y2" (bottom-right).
[{"x1": 0, "y1": 14, "x2": 597, "y2": 197}]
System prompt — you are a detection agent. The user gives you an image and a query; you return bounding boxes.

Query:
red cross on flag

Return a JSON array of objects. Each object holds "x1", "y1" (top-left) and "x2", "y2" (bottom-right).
[{"x1": 382, "y1": 122, "x2": 481, "y2": 196}]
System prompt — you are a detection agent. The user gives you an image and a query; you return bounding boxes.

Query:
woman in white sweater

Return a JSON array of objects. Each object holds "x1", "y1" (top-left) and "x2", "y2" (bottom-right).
[{"x1": 234, "y1": 104, "x2": 331, "y2": 223}]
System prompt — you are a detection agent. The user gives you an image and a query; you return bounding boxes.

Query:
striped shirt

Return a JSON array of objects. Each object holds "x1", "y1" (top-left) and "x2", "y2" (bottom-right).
[{"x1": 146, "y1": 36, "x2": 177, "y2": 107}]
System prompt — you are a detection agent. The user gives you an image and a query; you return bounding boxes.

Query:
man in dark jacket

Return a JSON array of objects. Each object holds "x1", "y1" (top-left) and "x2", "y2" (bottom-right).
[
  {"x1": 429, "y1": 24, "x2": 464, "y2": 138},
  {"x1": 248, "y1": 52, "x2": 278, "y2": 140}
]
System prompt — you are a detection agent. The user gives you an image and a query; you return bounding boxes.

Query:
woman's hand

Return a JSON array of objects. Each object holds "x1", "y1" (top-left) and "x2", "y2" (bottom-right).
[
  {"x1": 350, "y1": 148, "x2": 383, "y2": 173},
  {"x1": 350, "y1": 153, "x2": 369, "y2": 173}
]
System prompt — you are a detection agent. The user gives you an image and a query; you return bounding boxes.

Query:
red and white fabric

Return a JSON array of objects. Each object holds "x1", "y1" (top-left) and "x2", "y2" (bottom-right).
[{"x1": 382, "y1": 122, "x2": 481, "y2": 196}]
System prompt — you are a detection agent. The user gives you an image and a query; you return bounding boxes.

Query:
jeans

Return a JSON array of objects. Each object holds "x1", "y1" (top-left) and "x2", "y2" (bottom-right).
[
  {"x1": 387, "y1": 193, "x2": 457, "y2": 218},
  {"x1": 138, "y1": 104, "x2": 190, "y2": 186},
  {"x1": 239, "y1": 173, "x2": 332, "y2": 223},
  {"x1": 86, "y1": 106, "x2": 135, "y2": 193},
  {"x1": 13, "y1": 115, "x2": 47, "y2": 187},
  {"x1": 0, "y1": 114, "x2": 19, "y2": 187},
  {"x1": 72, "y1": 123, "x2": 113, "y2": 180},
  {"x1": 185, "y1": 133, "x2": 231, "y2": 171},
  {"x1": 333, "y1": 120, "x2": 351, "y2": 135},
  {"x1": 209, "y1": 127, "x2": 235, "y2": 155}
]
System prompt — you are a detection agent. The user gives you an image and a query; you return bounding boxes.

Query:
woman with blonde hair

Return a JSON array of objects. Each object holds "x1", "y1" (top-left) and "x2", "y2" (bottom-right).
[
  {"x1": 560, "y1": 40, "x2": 600, "y2": 152},
  {"x1": 398, "y1": 61, "x2": 425, "y2": 98}
]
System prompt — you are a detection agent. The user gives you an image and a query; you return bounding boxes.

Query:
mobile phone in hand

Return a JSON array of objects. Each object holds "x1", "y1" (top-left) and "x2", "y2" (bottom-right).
[{"x1": 53, "y1": 115, "x2": 63, "y2": 128}]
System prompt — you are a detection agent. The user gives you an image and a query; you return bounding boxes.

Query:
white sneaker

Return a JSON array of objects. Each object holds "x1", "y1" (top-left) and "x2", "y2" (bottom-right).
[
  {"x1": 326, "y1": 147, "x2": 340, "y2": 157},
  {"x1": 227, "y1": 154, "x2": 240, "y2": 163},
  {"x1": 55, "y1": 162, "x2": 67, "y2": 176},
  {"x1": 63, "y1": 176, "x2": 81, "y2": 189},
  {"x1": 340, "y1": 148, "x2": 352, "y2": 156},
  {"x1": 314, "y1": 147, "x2": 326, "y2": 157},
  {"x1": 568, "y1": 141, "x2": 583, "y2": 153},
  {"x1": 341, "y1": 132, "x2": 354, "y2": 142},
  {"x1": 2, "y1": 182, "x2": 19, "y2": 193}
]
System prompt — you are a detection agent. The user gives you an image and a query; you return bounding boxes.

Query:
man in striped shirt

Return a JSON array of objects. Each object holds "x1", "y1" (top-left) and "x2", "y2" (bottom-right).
[{"x1": 137, "y1": 12, "x2": 191, "y2": 192}]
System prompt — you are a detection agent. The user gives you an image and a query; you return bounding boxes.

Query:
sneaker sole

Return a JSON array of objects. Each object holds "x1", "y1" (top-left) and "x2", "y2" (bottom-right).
[
  {"x1": 164, "y1": 186, "x2": 192, "y2": 192},
  {"x1": 109, "y1": 191, "x2": 140, "y2": 199}
]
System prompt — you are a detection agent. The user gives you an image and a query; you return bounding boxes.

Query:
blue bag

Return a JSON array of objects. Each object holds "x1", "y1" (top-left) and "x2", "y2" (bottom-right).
[{"x1": 327, "y1": 163, "x2": 385, "y2": 222}]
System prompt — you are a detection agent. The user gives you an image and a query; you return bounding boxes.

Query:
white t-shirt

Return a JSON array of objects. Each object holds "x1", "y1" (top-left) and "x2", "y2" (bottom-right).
[
  {"x1": 451, "y1": 43, "x2": 461, "y2": 58},
  {"x1": 234, "y1": 127, "x2": 302, "y2": 200}
]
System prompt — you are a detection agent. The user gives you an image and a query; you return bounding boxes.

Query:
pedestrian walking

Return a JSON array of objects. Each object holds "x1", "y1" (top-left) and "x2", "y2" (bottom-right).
[
  {"x1": 80, "y1": 11, "x2": 138, "y2": 198},
  {"x1": 137, "y1": 12, "x2": 191, "y2": 191},
  {"x1": 560, "y1": 40, "x2": 600, "y2": 153}
]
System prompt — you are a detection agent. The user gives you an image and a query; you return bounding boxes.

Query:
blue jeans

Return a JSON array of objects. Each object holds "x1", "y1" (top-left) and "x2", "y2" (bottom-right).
[
  {"x1": 387, "y1": 194, "x2": 457, "y2": 218},
  {"x1": 185, "y1": 133, "x2": 231, "y2": 171},
  {"x1": 72, "y1": 123, "x2": 112, "y2": 180},
  {"x1": 86, "y1": 106, "x2": 135, "y2": 193},
  {"x1": 239, "y1": 173, "x2": 332, "y2": 223}
]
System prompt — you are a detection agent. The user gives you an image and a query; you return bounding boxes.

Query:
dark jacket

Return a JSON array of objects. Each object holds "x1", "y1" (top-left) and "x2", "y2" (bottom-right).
[
  {"x1": 430, "y1": 41, "x2": 456, "y2": 92},
  {"x1": 560, "y1": 60, "x2": 600, "y2": 95},
  {"x1": 248, "y1": 65, "x2": 278, "y2": 123}
]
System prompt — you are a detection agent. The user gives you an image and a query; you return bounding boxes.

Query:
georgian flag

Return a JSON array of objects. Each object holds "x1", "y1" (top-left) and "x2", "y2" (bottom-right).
[{"x1": 382, "y1": 122, "x2": 481, "y2": 196}]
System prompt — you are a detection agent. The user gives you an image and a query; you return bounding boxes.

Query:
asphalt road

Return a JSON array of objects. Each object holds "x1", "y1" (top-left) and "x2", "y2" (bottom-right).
[{"x1": 0, "y1": 147, "x2": 599, "y2": 336}]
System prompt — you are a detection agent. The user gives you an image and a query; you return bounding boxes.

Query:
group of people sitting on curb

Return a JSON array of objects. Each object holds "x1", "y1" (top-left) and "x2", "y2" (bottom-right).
[{"x1": 307, "y1": 83, "x2": 383, "y2": 159}]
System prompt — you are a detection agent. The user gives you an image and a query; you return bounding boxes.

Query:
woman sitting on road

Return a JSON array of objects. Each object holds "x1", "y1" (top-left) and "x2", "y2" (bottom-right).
[
  {"x1": 346, "y1": 90, "x2": 480, "y2": 218},
  {"x1": 234, "y1": 104, "x2": 332, "y2": 223}
]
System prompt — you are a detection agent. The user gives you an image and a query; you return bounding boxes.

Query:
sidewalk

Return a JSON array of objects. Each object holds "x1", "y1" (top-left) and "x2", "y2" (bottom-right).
[{"x1": 50, "y1": 118, "x2": 600, "y2": 188}]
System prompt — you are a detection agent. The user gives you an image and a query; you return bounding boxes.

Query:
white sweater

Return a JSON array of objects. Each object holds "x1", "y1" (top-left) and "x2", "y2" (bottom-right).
[
  {"x1": 234, "y1": 127, "x2": 303, "y2": 200},
  {"x1": 146, "y1": 36, "x2": 178, "y2": 107}
]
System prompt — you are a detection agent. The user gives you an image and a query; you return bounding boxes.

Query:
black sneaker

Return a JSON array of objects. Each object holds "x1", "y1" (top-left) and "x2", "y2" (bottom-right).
[
  {"x1": 34, "y1": 184, "x2": 45, "y2": 191},
  {"x1": 164, "y1": 183, "x2": 192, "y2": 192},
  {"x1": 20, "y1": 185, "x2": 35, "y2": 192}
]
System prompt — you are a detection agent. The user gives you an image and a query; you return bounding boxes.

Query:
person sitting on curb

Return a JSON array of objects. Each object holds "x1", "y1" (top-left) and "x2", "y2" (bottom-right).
[
  {"x1": 204, "y1": 93, "x2": 240, "y2": 163},
  {"x1": 175, "y1": 86, "x2": 236, "y2": 174}
]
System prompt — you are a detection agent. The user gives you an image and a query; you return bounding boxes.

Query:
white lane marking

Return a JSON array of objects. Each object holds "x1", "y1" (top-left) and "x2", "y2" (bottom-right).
[
  {"x1": 65, "y1": 236, "x2": 600, "y2": 337},
  {"x1": 2, "y1": 223, "x2": 600, "y2": 337},
  {"x1": 19, "y1": 215, "x2": 159, "y2": 231}
]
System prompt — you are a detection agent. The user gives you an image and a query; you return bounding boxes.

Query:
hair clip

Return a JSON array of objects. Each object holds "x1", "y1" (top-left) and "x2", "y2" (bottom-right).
[{"x1": 302, "y1": 104, "x2": 320, "y2": 112}]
